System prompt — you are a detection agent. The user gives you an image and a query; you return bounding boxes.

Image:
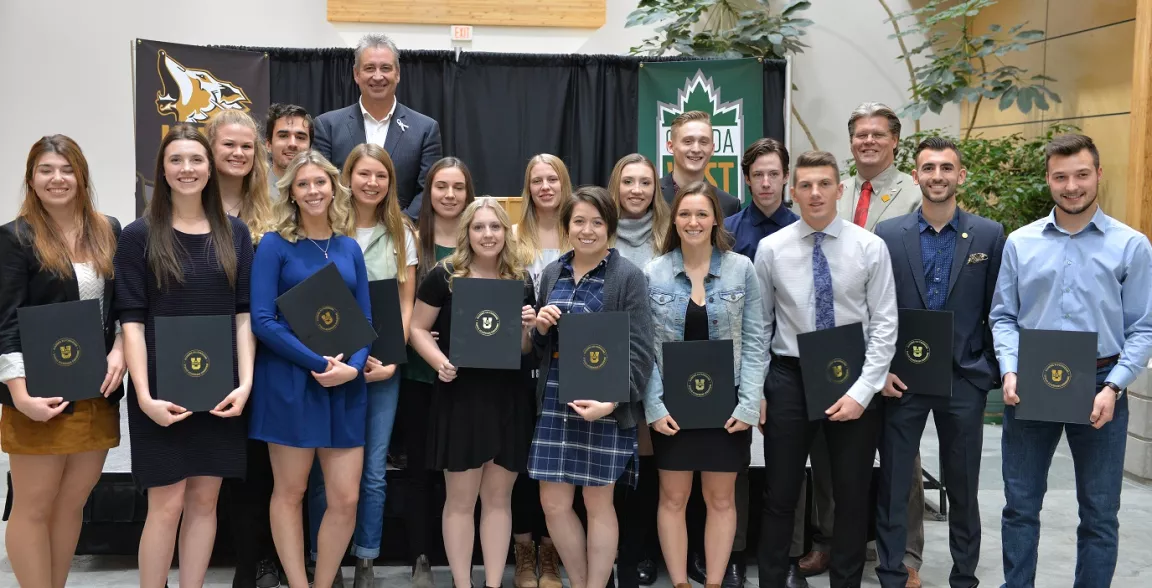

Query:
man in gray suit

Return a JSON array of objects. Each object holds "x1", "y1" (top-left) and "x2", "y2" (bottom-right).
[
  {"x1": 873, "y1": 137, "x2": 1004, "y2": 588},
  {"x1": 314, "y1": 33, "x2": 443, "y2": 220}
]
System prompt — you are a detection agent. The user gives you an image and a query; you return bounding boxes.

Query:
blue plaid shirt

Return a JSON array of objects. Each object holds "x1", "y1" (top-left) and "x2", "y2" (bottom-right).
[{"x1": 919, "y1": 209, "x2": 960, "y2": 311}]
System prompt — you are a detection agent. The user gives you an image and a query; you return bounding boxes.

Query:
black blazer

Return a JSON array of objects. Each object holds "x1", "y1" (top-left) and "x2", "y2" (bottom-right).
[
  {"x1": 660, "y1": 173, "x2": 742, "y2": 219},
  {"x1": 313, "y1": 100, "x2": 443, "y2": 221},
  {"x1": 875, "y1": 209, "x2": 1006, "y2": 391},
  {"x1": 0, "y1": 215, "x2": 124, "y2": 406}
]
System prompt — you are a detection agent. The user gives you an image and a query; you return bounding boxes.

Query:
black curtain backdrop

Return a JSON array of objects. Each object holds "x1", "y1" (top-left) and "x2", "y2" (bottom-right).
[{"x1": 223, "y1": 47, "x2": 786, "y2": 197}]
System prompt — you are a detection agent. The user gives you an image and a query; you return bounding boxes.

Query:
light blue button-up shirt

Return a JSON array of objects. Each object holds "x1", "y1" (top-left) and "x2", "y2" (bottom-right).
[{"x1": 990, "y1": 206, "x2": 1152, "y2": 389}]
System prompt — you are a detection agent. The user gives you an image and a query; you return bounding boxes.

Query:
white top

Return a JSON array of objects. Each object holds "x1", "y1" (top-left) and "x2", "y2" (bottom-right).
[
  {"x1": 0, "y1": 262, "x2": 105, "y2": 383},
  {"x1": 753, "y1": 216, "x2": 898, "y2": 407},
  {"x1": 527, "y1": 248, "x2": 563, "y2": 299},
  {"x1": 361, "y1": 97, "x2": 398, "y2": 149},
  {"x1": 356, "y1": 226, "x2": 418, "y2": 267}
]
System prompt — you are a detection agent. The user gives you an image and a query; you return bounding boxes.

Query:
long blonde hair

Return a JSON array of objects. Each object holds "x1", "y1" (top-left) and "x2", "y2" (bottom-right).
[
  {"x1": 516, "y1": 154, "x2": 572, "y2": 262},
  {"x1": 269, "y1": 151, "x2": 354, "y2": 242},
  {"x1": 19, "y1": 135, "x2": 116, "y2": 279},
  {"x1": 608, "y1": 153, "x2": 670, "y2": 251},
  {"x1": 205, "y1": 110, "x2": 273, "y2": 243},
  {"x1": 343, "y1": 144, "x2": 413, "y2": 283},
  {"x1": 443, "y1": 197, "x2": 527, "y2": 284}
]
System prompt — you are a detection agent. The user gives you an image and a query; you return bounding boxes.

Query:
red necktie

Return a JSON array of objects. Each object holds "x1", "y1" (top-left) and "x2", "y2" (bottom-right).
[{"x1": 853, "y1": 181, "x2": 873, "y2": 228}]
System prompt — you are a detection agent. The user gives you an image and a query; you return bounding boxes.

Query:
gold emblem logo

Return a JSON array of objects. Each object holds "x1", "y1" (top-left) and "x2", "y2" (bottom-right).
[
  {"x1": 905, "y1": 339, "x2": 930, "y2": 365},
  {"x1": 475, "y1": 310, "x2": 500, "y2": 336},
  {"x1": 316, "y1": 306, "x2": 340, "y2": 332},
  {"x1": 183, "y1": 349, "x2": 210, "y2": 378},
  {"x1": 52, "y1": 338, "x2": 81, "y2": 367},
  {"x1": 1043, "y1": 362, "x2": 1071, "y2": 389},
  {"x1": 582, "y1": 344, "x2": 607, "y2": 370},
  {"x1": 688, "y1": 372, "x2": 714, "y2": 398},
  {"x1": 827, "y1": 359, "x2": 850, "y2": 384}
]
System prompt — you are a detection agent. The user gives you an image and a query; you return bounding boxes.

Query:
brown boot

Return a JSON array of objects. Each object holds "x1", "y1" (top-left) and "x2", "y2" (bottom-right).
[
  {"x1": 513, "y1": 540, "x2": 539, "y2": 588},
  {"x1": 798, "y1": 550, "x2": 830, "y2": 576},
  {"x1": 706, "y1": 584, "x2": 722, "y2": 588},
  {"x1": 538, "y1": 540, "x2": 563, "y2": 588}
]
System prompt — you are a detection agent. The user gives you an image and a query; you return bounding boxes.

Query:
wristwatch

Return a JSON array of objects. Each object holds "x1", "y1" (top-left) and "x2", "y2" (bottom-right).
[{"x1": 1104, "y1": 381, "x2": 1123, "y2": 399}]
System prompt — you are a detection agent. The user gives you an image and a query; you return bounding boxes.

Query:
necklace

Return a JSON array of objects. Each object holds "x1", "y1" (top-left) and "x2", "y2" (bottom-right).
[{"x1": 308, "y1": 236, "x2": 332, "y2": 259}]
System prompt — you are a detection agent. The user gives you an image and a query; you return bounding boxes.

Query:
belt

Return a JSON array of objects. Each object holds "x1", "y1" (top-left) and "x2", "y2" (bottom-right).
[
  {"x1": 771, "y1": 354, "x2": 800, "y2": 369},
  {"x1": 1098, "y1": 354, "x2": 1119, "y2": 368}
]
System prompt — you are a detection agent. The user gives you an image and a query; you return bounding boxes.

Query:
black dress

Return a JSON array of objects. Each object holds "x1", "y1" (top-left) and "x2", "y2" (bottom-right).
[
  {"x1": 417, "y1": 266, "x2": 536, "y2": 473},
  {"x1": 113, "y1": 217, "x2": 253, "y2": 489},
  {"x1": 652, "y1": 299, "x2": 751, "y2": 473}
]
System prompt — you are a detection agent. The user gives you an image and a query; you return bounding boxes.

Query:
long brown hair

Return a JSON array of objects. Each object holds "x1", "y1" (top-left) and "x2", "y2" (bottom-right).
[
  {"x1": 205, "y1": 110, "x2": 273, "y2": 242},
  {"x1": 416, "y1": 157, "x2": 476, "y2": 283},
  {"x1": 146, "y1": 124, "x2": 238, "y2": 290},
  {"x1": 516, "y1": 154, "x2": 572, "y2": 262},
  {"x1": 19, "y1": 135, "x2": 116, "y2": 279},
  {"x1": 661, "y1": 180, "x2": 733, "y2": 254},
  {"x1": 607, "y1": 153, "x2": 670, "y2": 251},
  {"x1": 343, "y1": 143, "x2": 413, "y2": 284}
]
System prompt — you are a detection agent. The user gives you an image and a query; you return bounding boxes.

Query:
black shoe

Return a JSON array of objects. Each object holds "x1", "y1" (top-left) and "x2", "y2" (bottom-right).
[
  {"x1": 256, "y1": 558, "x2": 282, "y2": 588},
  {"x1": 785, "y1": 562, "x2": 809, "y2": 588},
  {"x1": 637, "y1": 558, "x2": 658, "y2": 586},
  {"x1": 687, "y1": 552, "x2": 707, "y2": 585},
  {"x1": 722, "y1": 559, "x2": 746, "y2": 588}
]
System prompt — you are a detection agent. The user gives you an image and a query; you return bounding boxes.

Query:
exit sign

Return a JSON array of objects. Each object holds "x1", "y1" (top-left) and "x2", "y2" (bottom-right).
[{"x1": 451, "y1": 25, "x2": 473, "y2": 41}]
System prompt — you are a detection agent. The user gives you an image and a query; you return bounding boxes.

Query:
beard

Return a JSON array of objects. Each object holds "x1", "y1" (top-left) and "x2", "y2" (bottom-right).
[
  {"x1": 919, "y1": 182, "x2": 956, "y2": 203},
  {"x1": 1054, "y1": 187, "x2": 1099, "y2": 216}
]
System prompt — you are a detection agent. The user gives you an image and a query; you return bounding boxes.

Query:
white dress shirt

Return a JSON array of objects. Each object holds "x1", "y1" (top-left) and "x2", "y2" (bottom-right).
[
  {"x1": 360, "y1": 97, "x2": 397, "y2": 148},
  {"x1": 754, "y1": 216, "x2": 899, "y2": 407}
]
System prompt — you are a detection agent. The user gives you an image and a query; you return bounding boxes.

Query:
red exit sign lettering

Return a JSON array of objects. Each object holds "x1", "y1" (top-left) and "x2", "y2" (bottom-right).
[{"x1": 451, "y1": 25, "x2": 473, "y2": 41}]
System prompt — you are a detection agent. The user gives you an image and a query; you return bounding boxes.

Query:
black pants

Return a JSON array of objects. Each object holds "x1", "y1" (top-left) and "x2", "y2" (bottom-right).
[
  {"x1": 616, "y1": 455, "x2": 659, "y2": 588},
  {"x1": 224, "y1": 438, "x2": 277, "y2": 586},
  {"x1": 399, "y1": 378, "x2": 436, "y2": 565},
  {"x1": 876, "y1": 377, "x2": 986, "y2": 588},
  {"x1": 757, "y1": 358, "x2": 882, "y2": 588}
]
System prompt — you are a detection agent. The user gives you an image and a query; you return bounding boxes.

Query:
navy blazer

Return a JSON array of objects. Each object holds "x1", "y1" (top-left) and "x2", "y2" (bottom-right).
[
  {"x1": 660, "y1": 173, "x2": 742, "y2": 219},
  {"x1": 313, "y1": 100, "x2": 443, "y2": 220},
  {"x1": 0, "y1": 216, "x2": 124, "y2": 406},
  {"x1": 875, "y1": 209, "x2": 1006, "y2": 391}
]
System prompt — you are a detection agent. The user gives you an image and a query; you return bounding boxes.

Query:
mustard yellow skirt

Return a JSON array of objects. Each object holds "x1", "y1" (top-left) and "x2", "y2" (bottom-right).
[{"x1": 1, "y1": 398, "x2": 120, "y2": 455}]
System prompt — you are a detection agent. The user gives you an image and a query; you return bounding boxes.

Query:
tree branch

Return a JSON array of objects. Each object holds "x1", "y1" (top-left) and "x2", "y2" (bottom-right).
[
  {"x1": 792, "y1": 103, "x2": 819, "y2": 151},
  {"x1": 878, "y1": 0, "x2": 921, "y2": 133}
]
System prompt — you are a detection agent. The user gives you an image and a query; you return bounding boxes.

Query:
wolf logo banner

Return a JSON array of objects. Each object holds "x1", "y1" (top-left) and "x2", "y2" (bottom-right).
[
  {"x1": 638, "y1": 59, "x2": 764, "y2": 204},
  {"x1": 134, "y1": 39, "x2": 268, "y2": 217}
]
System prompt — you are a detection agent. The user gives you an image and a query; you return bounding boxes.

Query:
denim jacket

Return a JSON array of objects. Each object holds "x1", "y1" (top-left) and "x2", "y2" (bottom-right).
[{"x1": 643, "y1": 248, "x2": 767, "y2": 425}]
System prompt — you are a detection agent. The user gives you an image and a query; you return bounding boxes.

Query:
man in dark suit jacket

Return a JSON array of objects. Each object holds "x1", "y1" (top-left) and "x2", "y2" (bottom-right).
[
  {"x1": 660, "y1": 111, "x2": 742, "y2": 218},
  {"x1": 873, "y1": 137, "x2": 1005, "y2": 588},
  {"x1": 314, "y1": 33, "x2": 442, "y2": 220}
]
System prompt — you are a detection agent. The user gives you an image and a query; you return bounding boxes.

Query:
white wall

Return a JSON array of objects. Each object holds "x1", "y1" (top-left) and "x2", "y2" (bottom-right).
[{"x1": 0, "y1": 0, "x2": 956, "y2": 223}]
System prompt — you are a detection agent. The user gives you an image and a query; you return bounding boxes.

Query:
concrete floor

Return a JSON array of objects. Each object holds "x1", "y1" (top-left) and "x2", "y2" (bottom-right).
[{"x1": 2, "y1": 419, "x2": 1151, "y2": 587}]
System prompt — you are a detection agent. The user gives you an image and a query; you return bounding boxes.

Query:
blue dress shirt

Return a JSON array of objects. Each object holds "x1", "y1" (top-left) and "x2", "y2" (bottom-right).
[
  {"x1": 990, "y1": 207, "x2": 1152, "y2": 389},
  {"x1": 724, "y1": 202, "x2": 800, "y2": 261},
  {"x1": 918, "y1": 209, "x2": 959, "y2": 311}
]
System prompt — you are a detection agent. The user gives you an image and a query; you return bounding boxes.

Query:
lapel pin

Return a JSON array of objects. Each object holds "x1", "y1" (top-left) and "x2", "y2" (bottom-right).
[
  {"x1": 962, "y1": 232, "x2": 968, "y2": 239},
  {"x1": 397, "y1": 120, "x2": 408, "y2": 132},
  {"x1": 881, "y1": 193, "x2": 891, "y2": 202}
]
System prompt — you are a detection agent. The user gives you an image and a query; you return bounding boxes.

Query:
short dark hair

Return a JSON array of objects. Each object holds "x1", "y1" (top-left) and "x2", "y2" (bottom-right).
[
  {"x1": 914, "y1": 136, "x2": 963, "y2": 166},
  {"x1": 792, "y1": 151, "x2": 840, "y2": 185},
  {"x1": 742, "y1": 138, "x2": 790, "y2": 178},
  {"x1": 561, "y1": 185, "x2": 618, "y2": 241},
  {"x1": 1045, "y1": 133, "x2": 1100, "y2": 171},
  {"x1": 265, "y1": 103, "x2": 313, "y2": 145}
]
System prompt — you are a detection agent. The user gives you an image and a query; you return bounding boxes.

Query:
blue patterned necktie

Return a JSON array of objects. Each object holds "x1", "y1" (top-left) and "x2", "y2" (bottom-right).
[{"x1": 812, "y1": 232, "x2": 835, "y2": 330}]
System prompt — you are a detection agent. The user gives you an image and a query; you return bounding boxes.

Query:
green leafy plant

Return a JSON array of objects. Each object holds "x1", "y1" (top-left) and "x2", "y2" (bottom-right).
[
  {"x1": 847, "y1": 124, "x2": 1077, "y2": 233},
  {"x1": 884, "y1": 0, "x2": 1060, "y2": 139},
  {"x1": 626, "y1": 0, "x2": 819, "y2": 148}
]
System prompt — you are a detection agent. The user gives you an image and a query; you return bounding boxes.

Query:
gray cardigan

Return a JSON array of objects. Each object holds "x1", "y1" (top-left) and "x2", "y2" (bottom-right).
[{"x1": 533, "y1": 251, "x2": 655, "y2": 429}]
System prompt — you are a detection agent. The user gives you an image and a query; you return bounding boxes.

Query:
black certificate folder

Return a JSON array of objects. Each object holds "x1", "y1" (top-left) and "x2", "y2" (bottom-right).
[
  {"x1": 662, "y1": 340, "x2": 736, "y2": 430},
  {"x1": 797, "y1": 323, "x2": 866, "y2": 421},
  {"x1": 449, "y1": 277, "x2": 524, "y2": 370},
  {"x1": 1016, "y1": 329, "x2": 1098, "y2": 424},
  {"x1": 155, "y1": 315, "x2": 234, "y2": 412},
  {"x1": 276, "y1": 262, "x2": 378, "y2": 359},
  {"x1": 558, "y1": 312, "x2": 630, "y2": 403},
  {"x1": 891, "y1": 309, "x2": 954, "y2": 397},
  {"x1": 17, "y1": 299, "x2": 106, "y2": 402},
  {"x1": 368, "y1": 279, "x2": 408, "y2": 366}
]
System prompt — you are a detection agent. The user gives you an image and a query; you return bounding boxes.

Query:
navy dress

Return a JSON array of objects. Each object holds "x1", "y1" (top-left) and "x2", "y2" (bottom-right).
[{"x1": 248, "y1": 232, "x2": 371, "y2": 448}]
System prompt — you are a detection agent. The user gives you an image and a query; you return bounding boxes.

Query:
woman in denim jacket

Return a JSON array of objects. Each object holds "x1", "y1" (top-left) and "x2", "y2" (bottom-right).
[{"x1": 643, "y1": 181, "x2": 767, "y2": 588}]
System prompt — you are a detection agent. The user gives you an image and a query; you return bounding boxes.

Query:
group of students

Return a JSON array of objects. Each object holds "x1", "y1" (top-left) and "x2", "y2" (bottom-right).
[{"x1": 2, "y1": 40, "x2": 1150, "y2": 588}]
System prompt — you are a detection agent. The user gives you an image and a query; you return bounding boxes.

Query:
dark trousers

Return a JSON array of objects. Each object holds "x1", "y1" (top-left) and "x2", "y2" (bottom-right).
[
  {"x1": 225, "y1": 438, "x2": 278, "y2": 586},
  {"x1": 617, "y1": 455, "x2": 659, "y2": 588},
  {"x1": 876, "y1": 377, "x2": 986, "y2": 588},
  {"x1": 398, "y1": 378, "x2": 436, "y2": 565},
  {"x1": 757, "y1": 358, "x2": 882, "y2": 588}
]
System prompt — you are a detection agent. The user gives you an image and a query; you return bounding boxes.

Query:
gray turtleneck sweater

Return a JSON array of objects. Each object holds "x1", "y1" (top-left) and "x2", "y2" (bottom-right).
[{"x1": 615, "y1": 211, "x2": 657, "y2": 268}]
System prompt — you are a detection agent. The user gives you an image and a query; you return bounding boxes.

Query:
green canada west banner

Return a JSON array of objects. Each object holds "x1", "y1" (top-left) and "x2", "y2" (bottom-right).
[{"x1": 638, "y1": 58, "x2": 764, "y2": 205}]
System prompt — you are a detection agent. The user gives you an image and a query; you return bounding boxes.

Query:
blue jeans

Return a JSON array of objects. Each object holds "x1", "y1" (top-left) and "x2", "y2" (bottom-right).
[
  {"x1": 308, "y1": 374, "x2": 400, "y2": 560},
  {"x1": 1001, "y1": 365, "x2": 1128, "y2": 588}
]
